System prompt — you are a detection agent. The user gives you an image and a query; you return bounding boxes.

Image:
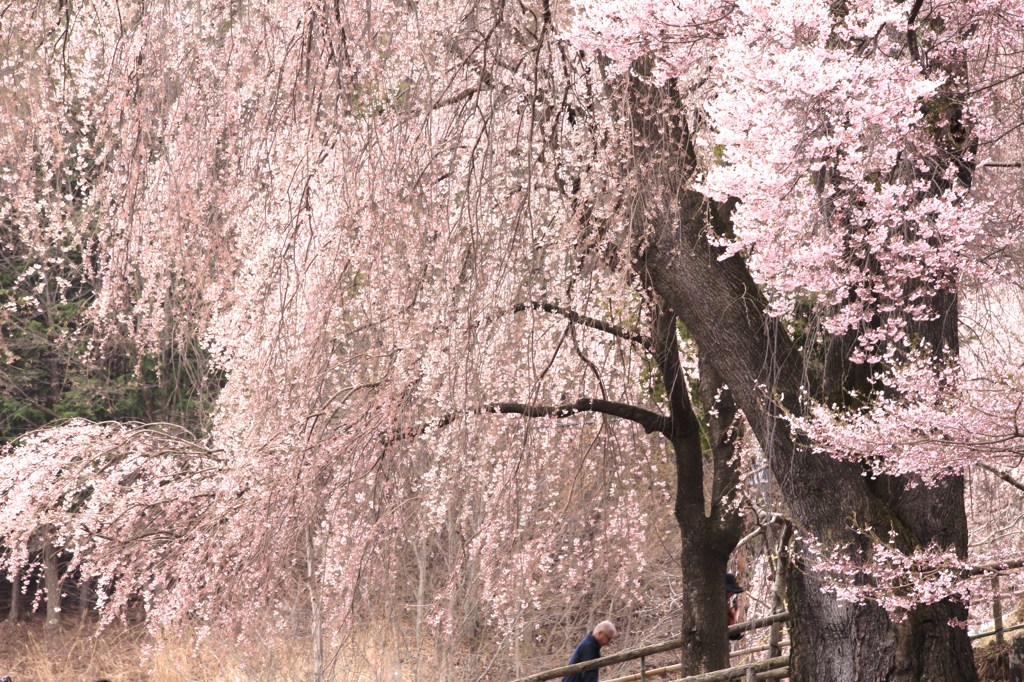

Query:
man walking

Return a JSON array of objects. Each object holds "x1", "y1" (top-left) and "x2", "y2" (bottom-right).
[{"x1": 563, "y1": 620, "x2": 617, "y2": 682}]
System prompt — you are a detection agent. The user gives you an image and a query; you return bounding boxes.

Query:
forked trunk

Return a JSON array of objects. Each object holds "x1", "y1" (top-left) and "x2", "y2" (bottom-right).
[{"x1": 655, "y1": 303, "x2": 744, "y2": 675}]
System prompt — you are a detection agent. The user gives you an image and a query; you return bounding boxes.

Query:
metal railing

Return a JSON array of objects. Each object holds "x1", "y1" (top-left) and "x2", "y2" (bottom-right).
[
  {"x1": 605, "y1": 643, "x2": 792, "y2": 682},
  {"x1": 515, "y1": 614, "x2": 1024, "y2": 682},
  {"x1": 511, "y1": 613, "x2": 789, "y2": 682}
]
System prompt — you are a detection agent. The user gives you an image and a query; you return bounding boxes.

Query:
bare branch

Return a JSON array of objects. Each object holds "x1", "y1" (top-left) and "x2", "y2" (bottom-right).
[
  {"x1": 432, "y1": 85, "x2": 487, "y2": 110},
  {"x1": 977, "y1": 462, "x2": 1024, "y2": 495},
  {"x1": 967, "y1": 557, "x2": 1024, "y2": 576},
  {"x1": 514, "y1": 300, "x2": 653, "y2": 349},
  {"x1": 484, "y1": 399, "x2": 671, "y2": 434}
]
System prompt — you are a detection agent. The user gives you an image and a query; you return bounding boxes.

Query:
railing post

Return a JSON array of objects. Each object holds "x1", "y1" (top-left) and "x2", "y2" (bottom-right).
[
  {"x1": 745, "y1": 666, "x2": 756, "y2": 682},
  {"x1": 640, "y1": 655, "x2": 647, "y2": 682},
  {"x1": 768, "y1": 583, "x2": 785, "y2": 658},
  {"x1": 769, "y1": 524, "x2": 791, "y2": 660}
]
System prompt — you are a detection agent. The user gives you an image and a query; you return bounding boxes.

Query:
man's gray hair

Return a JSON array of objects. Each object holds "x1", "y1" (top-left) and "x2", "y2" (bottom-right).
[{"x1": 594, "y1": 620, "x2": 617, "y2": 637}]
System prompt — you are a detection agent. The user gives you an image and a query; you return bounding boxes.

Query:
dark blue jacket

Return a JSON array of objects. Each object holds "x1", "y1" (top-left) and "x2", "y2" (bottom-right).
[{"x1": 563, "y1": 632, "x2": 601, "y2": 682}]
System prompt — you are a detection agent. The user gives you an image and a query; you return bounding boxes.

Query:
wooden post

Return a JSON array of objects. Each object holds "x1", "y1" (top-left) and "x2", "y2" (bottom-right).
[
  {"x1": 994, "y1": 575, "x2": 1006, "y2": 645},
  {"x1": 640, "y1": 655, "x2": 647, "y2": 682},
  {"x1": 768, "y1": 580, "x2": 784, "y2": 658},
  {"x1": 769, "y1": 523, "x2": 791, "y2": 659}
]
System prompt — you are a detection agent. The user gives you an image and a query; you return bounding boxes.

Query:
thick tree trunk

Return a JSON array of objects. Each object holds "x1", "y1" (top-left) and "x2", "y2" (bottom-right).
[
  {"x1": 676, "y1": 523, "x2": 733, "y2": 673},
  {"x1": 787, "y1": 565, "x2": 975, "y2": 682},
  {"x1": 671, "y1": 420, "x2": 737, "y2": 674},
  {"x1": 643, "y1": 199, "x2": 976, "y2": 679},
  {"x1": 1010, "y1": 635, "x2": 1024, "y2": 682}
]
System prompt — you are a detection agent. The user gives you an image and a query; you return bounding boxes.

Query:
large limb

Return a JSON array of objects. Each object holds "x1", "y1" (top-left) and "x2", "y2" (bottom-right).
[
  {"x1": 697, "y1": 355, "x2": 743, "y2": 541},
  {"x1": 627, "y1": 91, "x2": 883, "y2": 543}
]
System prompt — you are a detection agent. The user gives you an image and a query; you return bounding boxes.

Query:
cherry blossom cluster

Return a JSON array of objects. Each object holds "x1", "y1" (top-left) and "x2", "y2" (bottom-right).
[
  {"x1": 569, "y1": 0, "x2": 1024, "y2": 621},
  {"x1": 1, "y1": 0, "x2": 689, "y2": 648},
  {"x1": 573, "y1": 0, "x2": 1024, "y2": 359},
  {"x1": 794, "y1": 351, "x2": 1024, "y2": 483},
  {"x1": 6, "y1": 0, "x2": 1024, "y2": 659},
  {"x1": 805, "y1": 530, "x2": 1024, "y2": 622}
]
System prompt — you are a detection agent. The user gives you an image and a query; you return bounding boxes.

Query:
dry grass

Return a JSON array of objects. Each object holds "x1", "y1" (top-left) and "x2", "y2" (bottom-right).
[
  {"x1": 975, "y1": 639, "x2": 1010, "y2": 682},
  {"x1": 6, "y1": 613, "x2": 1022, "y2": 682},
  {"x1": 0, "y1": 620, "x2": 150, "y2": 682},
  {"x1": 0, "y1": 619, "x2": 311, "y2": 681},
  {"x1": 973, "y1": 600, "x2": 1024, "y2": 682},
  {"x1": 0, "y1": 618, "x2": 426, "y2": 681}
]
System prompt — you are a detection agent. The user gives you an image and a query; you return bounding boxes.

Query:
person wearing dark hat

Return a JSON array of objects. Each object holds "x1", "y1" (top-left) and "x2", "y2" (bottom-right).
[{"x1": 726, "y1": 573, "x2": 745, "y2": 641}]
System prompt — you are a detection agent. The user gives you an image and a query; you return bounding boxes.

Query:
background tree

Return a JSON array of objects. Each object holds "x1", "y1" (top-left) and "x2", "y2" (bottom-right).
[{"x1": 3, "y1": 0, "x2": 1024, "y2": 680}]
